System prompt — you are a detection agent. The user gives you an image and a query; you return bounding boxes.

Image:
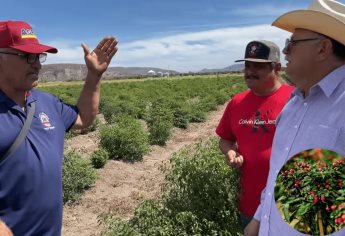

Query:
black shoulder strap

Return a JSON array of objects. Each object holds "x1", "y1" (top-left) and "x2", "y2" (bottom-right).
[{"x1": 1, "y1": 102, "x2": 36, "y2": 161}]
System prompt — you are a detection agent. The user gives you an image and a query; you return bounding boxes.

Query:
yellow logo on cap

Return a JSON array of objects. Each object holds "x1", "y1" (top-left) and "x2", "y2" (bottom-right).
[{"x1": 21, "y1": 28, "x2": 37, "y2": 39}]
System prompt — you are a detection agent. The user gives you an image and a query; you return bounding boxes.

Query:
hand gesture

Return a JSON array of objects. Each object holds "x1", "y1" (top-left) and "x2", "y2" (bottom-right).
[{"x1": 81, "y1": 36, "x2": 118, "y2": 77}]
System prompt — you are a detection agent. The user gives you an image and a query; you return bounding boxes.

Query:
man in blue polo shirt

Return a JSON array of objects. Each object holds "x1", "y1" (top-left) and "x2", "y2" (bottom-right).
[{"x1": 0, "y1": 20, "x2": 117, "y2": 235}]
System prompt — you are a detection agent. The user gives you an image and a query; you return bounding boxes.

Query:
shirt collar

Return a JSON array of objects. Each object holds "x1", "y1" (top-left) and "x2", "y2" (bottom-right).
[
  {"x1": 291, "y1": 64, "x2": 345, "y2": 99},
  {"x1": 0, "y1": 90, "x2": 12, "y2": 104},
  {"x1": 0, "y1": 89, "x2": 36, "y2": 106},
  {"x1": 316, "y1": 64, "x2": 345, "y2": 98}
]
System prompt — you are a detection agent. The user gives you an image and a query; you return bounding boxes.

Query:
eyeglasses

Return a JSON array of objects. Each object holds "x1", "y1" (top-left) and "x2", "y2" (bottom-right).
[
  {"x1": 0, "y1": 52, "x2": 47, "y2": 64},
  {"x1": 284, "y1": 38, "x2": 324, "y2": 52}
]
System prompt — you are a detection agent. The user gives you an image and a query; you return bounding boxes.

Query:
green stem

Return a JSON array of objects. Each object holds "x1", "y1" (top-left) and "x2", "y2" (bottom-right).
[{"x1": 318, "y1": 211, "x2": 324, "y2": 236}]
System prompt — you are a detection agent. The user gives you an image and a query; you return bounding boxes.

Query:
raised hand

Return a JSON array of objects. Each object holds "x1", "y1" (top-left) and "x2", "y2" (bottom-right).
[{"x1": 81, "y1": 36, "x2": 118, "y2": 77}]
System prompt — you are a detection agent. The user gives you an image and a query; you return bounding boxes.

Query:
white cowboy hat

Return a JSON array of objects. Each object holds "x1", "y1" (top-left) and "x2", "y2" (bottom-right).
[{"x1": 272, "y1": 0, "x2": 345, "y2": 45}]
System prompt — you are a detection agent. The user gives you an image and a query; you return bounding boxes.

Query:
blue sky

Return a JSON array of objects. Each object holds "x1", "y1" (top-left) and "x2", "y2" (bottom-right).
[{"x1": 1, "y1": 0, "x2": 339, "y2": 71}]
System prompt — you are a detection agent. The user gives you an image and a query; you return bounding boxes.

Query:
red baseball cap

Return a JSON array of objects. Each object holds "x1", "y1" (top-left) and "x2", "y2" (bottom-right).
[{"x1": 0, "y1": 20, "x2": 57, "y2": 54}]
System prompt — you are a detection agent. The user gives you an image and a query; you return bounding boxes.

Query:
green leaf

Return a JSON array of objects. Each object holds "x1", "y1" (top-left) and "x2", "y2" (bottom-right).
[
  {"x1": 296, "y1": 203, "x2": 313, "y2": 216},
  {"x1": 283, "y1": 204, "x2": 291, "y2": 223},
  {"x1": 303, "y1": 176, "x2": 312, "y2": 182},
  {"x1": 286, "y1": 197, "x2": 303, "y2": 205}
]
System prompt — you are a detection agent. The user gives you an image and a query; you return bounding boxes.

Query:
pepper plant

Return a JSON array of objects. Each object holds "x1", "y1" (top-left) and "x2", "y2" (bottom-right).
[{"x1": 275, "y1": 149, "x2": 345, "y2": 235}]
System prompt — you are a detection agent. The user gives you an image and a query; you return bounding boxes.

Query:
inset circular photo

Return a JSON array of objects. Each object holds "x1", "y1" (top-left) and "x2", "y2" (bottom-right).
[{"x1": 275, "y1": 148, "x2": 345, "y2": 235}]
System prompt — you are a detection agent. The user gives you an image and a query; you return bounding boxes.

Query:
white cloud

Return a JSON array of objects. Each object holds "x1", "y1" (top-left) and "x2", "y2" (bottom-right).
[
  {"x1": 46, "y1": 24, "x2": 291, "y2": 72},
  {"x1": 231, "y1": 5, "x2": 301, "y2": 18}
]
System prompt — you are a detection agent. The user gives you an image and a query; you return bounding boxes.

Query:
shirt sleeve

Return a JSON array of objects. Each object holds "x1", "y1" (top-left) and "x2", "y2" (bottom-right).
[
  {"x1": 54, "y1": 96, "x2": 79, "y2": 132},
  {"x1": 215, "y1": 99, "x2": 236, "y2": 141},
  {"x1": 253, "y1": 187, "x2": 266, "y2": 221}
]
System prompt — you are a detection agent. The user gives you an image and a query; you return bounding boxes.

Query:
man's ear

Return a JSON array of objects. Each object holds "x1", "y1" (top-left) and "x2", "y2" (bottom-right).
[
  {"x1": 316, "y1": 38, "x2": 333, "y2": 61},
  {"x1": 274, "y1": 62, "x2": 281, "y2": 72}
]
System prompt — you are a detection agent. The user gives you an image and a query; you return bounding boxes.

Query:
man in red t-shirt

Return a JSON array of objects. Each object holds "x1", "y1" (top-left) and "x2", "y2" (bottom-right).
[{"x1": 216, "y1": 40, "x2": 294, "y2": 230}]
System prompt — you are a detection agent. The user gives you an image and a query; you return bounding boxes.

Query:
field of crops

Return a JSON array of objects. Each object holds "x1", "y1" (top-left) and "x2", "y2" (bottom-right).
[
  {"x1": 39, "y1": 74, "x2": 247, "y2": 235},
  {"x1": 39, "y1": 74, "x2": 246, "y2": 150}
]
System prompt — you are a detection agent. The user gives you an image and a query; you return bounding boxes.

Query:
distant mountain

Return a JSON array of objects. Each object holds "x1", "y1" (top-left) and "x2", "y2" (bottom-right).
[
  {"x1": 199, "y1": 64, "x2": 244, "y2": 73},
  {"x1": 39, "y1": 64, "x2": 179, "y2": 82},
  {"x1": 106, "y1": 67, "x2": 178, "y2": 77}
]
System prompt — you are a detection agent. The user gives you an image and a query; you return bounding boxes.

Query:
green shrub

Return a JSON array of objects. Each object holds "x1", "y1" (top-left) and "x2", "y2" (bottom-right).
[
  {"x1": 62, "y1": 150, "x2": 97, "y2": 203},
  {"x1": 148, "y1": 118, "x2": 173, "y2": 146},
  {"x1": 134, "y1": 100, "x2": 149, "y2": 120},
  {"x1": 130, "y1": 200, "x2": 175, "y2": 235},
  {"x1": 100, "y1": 115, "x2": 150, "y2": 162},
  {"x1": 100, "y1": 101, "x2": 120, "y2": 124},
  {"x1": 201, "y1": 97, "x2": 218, "y2": 111},
  {"x1": 100, "y1": 213, "x2": 141, "y2": 236},
  {"x1": 101, "y1": 99, "x2": 141, "y2": 124},
  {"x1": 99, "y1": 97, "x2": 107, "y2": 112},
  {"x1": 173, "y1": 106, "x2": 190, "y2": 129},
  {"x1": 91, "y1": 148, "x2": 109, "y2": 169},
  {"x1": 64, "y1": 129, "x2": 79, "y2": 140},
  {"x1": 57, "y1": 93, "x2": 75, "y2": 105},
  {"x1": 189, "y1": 108, "x2": 206, "y2": 123},
  {"x1": 147, "y1": 102, "x2": 174, "y2": 146},
  {"x1": 162, "y1": 138, "x2": 241, "y2": 234},
  {"x1": 214, "y1": 91, "x2": 230, "y2": 105},
  {"x1": 81, "y1": 117, "x2": 101, "y2": 134},
  {"x1": 101, "y1": 138, "x2": 242, "y2": 235}
]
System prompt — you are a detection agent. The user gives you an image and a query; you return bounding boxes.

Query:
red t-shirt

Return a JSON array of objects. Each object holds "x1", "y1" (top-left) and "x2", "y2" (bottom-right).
[{"x1": 216, "y1": 84, "x2": 294, "y2": 216}]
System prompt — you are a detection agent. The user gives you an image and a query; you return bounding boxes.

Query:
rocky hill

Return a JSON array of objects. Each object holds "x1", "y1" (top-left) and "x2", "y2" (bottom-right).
[
  {"x1": 39, "y1": 64, "x2": 178, "y2": 82},
  {"x1": 199, "y1": 64, "x2": 244, "y2": 73},
  {"x1": 38, "y1": 63, "x2": 245, "y2": 82}
]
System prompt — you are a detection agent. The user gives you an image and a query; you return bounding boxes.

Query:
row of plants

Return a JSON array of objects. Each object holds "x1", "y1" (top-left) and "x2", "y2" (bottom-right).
[
  {"x1": 99, "y1": 138, "x2": 242, "y2": 236},
  {"x1": 59, "y1": 75, "x2": 245, "y2": 211},
  {"x1": 62, "y1": 150, "x2": 98, "y2": 203},
  {"x1": 40, "y1": 75, "x2": 246, "y2": 148},
  {"x1": 61, "y1": 113, "x2": 168, "y2": 204},
  {"x1": 62, "y1": 147, "x2": 111, "y2": 204}
]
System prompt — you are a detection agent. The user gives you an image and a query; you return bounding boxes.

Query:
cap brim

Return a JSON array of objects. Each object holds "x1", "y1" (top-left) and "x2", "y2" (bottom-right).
[
  {"x1": 235, "y1": 58, "x2": 274, "y2": 63},
  {"x1": 11, "y1": 43, "x2": 58, "y2": 54},
  {"x1": 272, "y1": 10, "x2": 345, "y2": 45}
]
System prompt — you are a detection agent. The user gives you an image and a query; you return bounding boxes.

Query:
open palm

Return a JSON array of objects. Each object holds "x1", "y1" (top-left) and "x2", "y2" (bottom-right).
[{"x1": 82, "y1": 36, "x2": 118, "y2": 76}]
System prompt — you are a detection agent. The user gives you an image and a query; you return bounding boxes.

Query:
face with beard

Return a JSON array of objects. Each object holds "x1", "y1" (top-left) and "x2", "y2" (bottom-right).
[{"x1": 244, "y1": 61, "x2": 277, "y2": 93}]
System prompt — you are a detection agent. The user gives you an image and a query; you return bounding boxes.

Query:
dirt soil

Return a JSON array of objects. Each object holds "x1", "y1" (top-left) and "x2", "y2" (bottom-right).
[{"x1": 62, "y1": 104, "x2": 226, "y2": 236}]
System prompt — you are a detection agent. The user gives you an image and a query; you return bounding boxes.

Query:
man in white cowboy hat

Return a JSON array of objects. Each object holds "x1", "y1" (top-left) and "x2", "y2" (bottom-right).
[{"x1": 244, "y1": 0, "x2": 345, "y2": 235}]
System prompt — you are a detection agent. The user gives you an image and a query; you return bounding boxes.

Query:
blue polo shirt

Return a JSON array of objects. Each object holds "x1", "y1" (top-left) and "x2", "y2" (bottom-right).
[{"x1": 0, "y1": 89, "x2": 78, "y2": 236}]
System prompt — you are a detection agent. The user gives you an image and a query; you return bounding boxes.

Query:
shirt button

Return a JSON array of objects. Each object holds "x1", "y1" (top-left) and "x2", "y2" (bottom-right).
[
  {"x1": 264, "y1": 214, "x2": 268, "y2": 219},
  {"x1": 294, "y1": 125, "x2": 298, "y2": 129},
  {"x1": 268, "y1": 192, "x2": 272, "y2": 196},
  {"x1": 285, "y1": 147, "x2": 289, "y2": 151},
  {"x1": 304, "y1": 102, "x2": 307, "y2": 107}
]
